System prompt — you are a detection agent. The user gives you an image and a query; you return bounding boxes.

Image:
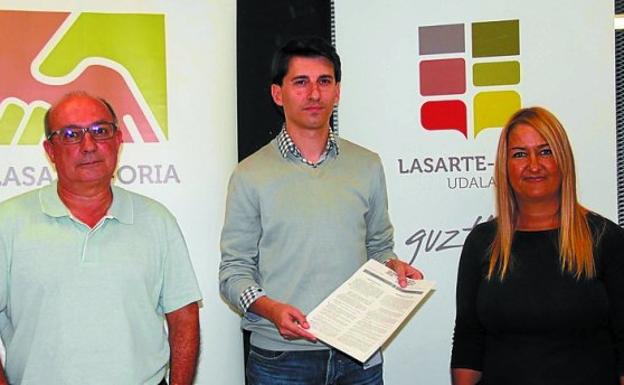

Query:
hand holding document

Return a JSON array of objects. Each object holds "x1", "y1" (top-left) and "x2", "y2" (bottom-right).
[{"x1": 307, "y1": 259, "x2": 435, "y2": 362}]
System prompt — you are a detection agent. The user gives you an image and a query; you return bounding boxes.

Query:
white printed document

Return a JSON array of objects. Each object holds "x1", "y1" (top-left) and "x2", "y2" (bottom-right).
[{"x1": 307, "y1": 259, "x2": 435, "y2": 363}]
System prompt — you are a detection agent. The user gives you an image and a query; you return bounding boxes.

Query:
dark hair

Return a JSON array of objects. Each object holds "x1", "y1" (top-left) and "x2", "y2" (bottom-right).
[
  {"x1": 44, "y1": 92, "x2": 118, "y2": 138},
  {"x1": 270, "y1": 37, "x2": 341, "y2": 85}
]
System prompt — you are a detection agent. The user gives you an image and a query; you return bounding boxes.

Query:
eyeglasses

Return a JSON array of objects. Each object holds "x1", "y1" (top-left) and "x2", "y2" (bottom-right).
[{"x1": 47, "y1": 122, "x2": 117, "y2": 144}]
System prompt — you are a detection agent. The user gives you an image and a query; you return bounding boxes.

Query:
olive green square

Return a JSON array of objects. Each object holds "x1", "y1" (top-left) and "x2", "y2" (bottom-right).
[{"x1": 472, "y1": 19, "x2": 519, "y2": 58}]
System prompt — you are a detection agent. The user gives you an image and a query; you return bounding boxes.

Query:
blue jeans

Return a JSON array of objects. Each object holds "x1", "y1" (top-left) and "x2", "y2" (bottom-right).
[{"x1": 247, "y1": 346, "x2": 383, "y2": 385}]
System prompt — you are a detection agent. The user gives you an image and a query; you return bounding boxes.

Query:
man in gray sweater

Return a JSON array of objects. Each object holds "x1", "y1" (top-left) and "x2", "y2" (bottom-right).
[{"x1": 219, "y1": 37, "x2": 422, "y2": 384}]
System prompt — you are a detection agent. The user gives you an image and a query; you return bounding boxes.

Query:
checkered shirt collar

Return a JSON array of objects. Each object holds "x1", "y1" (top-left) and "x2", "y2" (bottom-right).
[{"x1": 276, "y1": 124, "x2": 339, "y2": 165}]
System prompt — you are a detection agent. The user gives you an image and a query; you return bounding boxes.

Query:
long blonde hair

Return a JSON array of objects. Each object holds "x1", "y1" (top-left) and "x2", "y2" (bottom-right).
[{"x1": 488, "y1": 106, "x2": 594, "y2": 280}]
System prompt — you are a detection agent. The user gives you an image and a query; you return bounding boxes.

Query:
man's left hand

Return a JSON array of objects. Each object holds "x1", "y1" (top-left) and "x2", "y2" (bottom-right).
[{"x1": 385, "y1": 259, "x2": 423, "y2": 288}]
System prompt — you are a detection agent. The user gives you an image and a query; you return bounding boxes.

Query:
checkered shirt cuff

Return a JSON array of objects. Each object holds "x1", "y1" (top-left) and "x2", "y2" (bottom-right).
[{"x1": 240, "y1": 286, "x2": 265, "y2": 313}]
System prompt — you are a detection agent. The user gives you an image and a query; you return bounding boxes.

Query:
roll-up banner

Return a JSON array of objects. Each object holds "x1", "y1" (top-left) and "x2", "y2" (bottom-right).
[
  {"x1": 0, "y1": 1, "x2": 240, "y2": 384},
  {"x1": 334, "y1": 1, "x2": 615, "y2": 384}
]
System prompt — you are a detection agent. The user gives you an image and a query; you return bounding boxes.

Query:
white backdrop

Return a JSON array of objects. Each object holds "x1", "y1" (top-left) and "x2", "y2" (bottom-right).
[
  {"x1": 0, "y1": 1, "x2": 241, "y2": 384},
  {"x1": 335, "y1": 1, "x2": 616, "y2": 384}
]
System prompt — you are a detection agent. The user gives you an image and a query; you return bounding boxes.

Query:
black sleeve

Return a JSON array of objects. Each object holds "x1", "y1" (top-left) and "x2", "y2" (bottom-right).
[
  {"x1": 596, "y1": 217, "x2": 624, "y2": 377},
  {"x1": 450, "y1": 222, "x2": 492, "y2": 370}
]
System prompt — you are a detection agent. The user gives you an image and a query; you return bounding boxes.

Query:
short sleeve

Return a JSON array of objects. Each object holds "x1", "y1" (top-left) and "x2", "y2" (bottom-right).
[{"x1": 160, "y1": 215, "x2": 202, "y2": 313}]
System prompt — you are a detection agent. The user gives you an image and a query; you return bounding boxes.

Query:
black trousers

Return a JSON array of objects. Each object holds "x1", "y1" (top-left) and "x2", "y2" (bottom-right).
[{"x1": 159, "y1": 379, "x2": 167, "y2": 385}]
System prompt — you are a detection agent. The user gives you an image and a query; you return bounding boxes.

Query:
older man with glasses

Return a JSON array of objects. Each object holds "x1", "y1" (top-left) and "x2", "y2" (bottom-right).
[{"x1": 0, "y1": 91, "x2": 202, "y2": 385}]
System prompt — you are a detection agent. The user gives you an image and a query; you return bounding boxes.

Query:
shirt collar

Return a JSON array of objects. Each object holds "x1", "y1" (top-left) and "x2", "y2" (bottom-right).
[
  {"x1": 276, "y1": 124, "x2": 340, "y2": 162},
  {"x1": 39, "y1": 181, "x2": 133, "y2": 225}
]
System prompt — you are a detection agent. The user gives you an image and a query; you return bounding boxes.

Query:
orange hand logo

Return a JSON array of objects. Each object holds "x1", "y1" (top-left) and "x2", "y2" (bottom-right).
[{"x1": 0, "y1": 10, "x2": 167, "y2": 145}]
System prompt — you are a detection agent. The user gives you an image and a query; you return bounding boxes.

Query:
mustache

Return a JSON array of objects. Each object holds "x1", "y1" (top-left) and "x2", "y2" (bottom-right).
[{"x1": 77, "y1": 155, "x2": 103, "y2": 165}]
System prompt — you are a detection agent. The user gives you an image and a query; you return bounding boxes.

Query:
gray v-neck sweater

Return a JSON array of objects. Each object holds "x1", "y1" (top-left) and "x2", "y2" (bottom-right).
[{"x1": 220, "y1": 137, "x2": 397, "y2": 351}]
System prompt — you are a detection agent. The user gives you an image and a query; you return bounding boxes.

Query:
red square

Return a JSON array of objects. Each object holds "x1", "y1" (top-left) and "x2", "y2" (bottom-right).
[{"x1": 421, "y1": 100, "x2": 467, "y2": 137}]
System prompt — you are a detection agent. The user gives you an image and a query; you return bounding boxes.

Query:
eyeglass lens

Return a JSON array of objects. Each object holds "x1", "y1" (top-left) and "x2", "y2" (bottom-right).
[{"x1": 59, "y1": 123, "x2": 116, "y2": 143}]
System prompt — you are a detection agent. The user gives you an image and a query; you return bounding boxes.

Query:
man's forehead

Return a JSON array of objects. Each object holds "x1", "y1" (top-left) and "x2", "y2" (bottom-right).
[
  {"x1": 50, "y1": 95, "x2": 112, "y2": 126},
  {"x1": 286, "y1": 56, "x2": 335, "y2": 77}
]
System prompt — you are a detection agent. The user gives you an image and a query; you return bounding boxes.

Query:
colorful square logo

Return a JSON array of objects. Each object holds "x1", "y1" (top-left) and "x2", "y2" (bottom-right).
[{"x1": 418, "y1": 19, "x2": 521, "y2": 139}]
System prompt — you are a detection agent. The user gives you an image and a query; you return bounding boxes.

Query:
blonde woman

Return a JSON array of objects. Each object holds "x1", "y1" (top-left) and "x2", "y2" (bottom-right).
[{"x1": 451, "y1": 107, "x2": 624, "y2": 385}]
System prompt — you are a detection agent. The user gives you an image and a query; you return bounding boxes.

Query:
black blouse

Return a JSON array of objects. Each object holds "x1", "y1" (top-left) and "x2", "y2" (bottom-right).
[{"x1": 451, "y1": 213, "x2": 624, "y2": 385}]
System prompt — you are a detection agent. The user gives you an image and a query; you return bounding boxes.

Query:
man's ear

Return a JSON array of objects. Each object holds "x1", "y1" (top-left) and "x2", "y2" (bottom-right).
[
  {"x1": 114, "y1": 128, "x2": 123, "y2": 145},
  {"x1": 43, "y1": 140, "x2": 56, "y2": 164},
  {"x1": 334, "y1": 82, "x2": 341, "y2": 106},
  {"x1": 271, "y1": 84, "x2": 284, "y2": 106}
]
